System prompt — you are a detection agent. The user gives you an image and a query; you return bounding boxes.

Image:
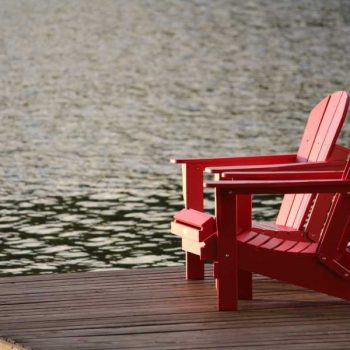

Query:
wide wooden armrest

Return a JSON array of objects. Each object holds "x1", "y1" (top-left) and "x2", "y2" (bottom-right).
[
  {"x1": 205, "y1": 179, "x2": 350, "y2": 194},
  {"x1": 170, "y1": 153, "x2": 297, "y2": 166},
  {"x1": 222, "y1": 170, "x2": 343, "y2": 180},
  {"x1": 206, "y1": 160, "x2": 346, "y2": 174}
]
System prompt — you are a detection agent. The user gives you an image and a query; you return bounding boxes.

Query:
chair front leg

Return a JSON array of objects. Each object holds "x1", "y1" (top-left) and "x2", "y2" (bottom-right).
[
  {"x1": 237, "y1": 194, "x2": 253, "y2": 300},
  {"x1": 215, "y1": 188, "x2": 238, "y2": 310},
  {"x1": 182, "y1": 163, "x2": 205, "y2": 280}
]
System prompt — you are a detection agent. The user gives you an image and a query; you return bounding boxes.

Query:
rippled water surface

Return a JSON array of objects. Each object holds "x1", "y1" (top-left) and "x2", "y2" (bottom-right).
[{"x1": 1, "y1": 0, "x2": 350, "y2": 275}]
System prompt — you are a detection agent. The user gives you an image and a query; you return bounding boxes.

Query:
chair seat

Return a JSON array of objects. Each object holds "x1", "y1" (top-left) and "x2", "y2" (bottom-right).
[
  {"x1": 253, "y1": 221, "x2": 298, "y2": 232},
  {"x1": 252, "y1": 221, "x2": 309, "y2": 241},
  {"x1": 238, "y1": 230, "x2": 317, "y2": 255}
]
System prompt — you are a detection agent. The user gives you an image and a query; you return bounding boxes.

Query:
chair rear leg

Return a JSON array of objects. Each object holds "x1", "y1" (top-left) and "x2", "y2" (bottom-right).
[
  {"x1": 238, "y1": 269, "x2": 253, "y2": 300},
  {"x1": 186, "y1": 252, "x2": 204, "y2": 280},
  {"x1": 182, "y1": 163, "x2": 206, "y2": 280}
]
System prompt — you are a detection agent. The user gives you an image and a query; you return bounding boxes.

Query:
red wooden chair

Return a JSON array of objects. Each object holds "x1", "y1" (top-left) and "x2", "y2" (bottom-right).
[
  {"x1": 171, "y1": 91, "x2": 350, "y2": 281},
  {"x1": 198, "y1": 158, "x2": 350, "y2": 310}
]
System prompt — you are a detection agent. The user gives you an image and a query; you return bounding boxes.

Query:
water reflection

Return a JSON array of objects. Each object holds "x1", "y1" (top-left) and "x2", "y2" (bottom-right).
[
  {"x1": 0, "y1": 182, "x2": 188, "y2": 275},
  {"x1": 0, "y1": 180, "x2": 285, "y2": 276},
  {"x1": 0, "y1": 0, "x2": 350, "y2": 275}
]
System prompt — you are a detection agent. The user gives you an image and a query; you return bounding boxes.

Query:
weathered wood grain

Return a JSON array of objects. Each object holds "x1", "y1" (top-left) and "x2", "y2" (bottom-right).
[{"x1": 1, "y1": 266, "x2": 349, "y2": 349}]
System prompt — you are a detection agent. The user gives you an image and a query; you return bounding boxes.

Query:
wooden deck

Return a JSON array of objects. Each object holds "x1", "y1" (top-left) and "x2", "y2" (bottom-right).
[{"x1": 1, "y1": 266, "x2": 350, "y2": 350}]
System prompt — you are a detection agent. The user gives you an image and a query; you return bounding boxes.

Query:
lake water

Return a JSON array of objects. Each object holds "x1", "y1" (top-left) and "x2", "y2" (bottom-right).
[{"x1": 1, "y1": 0, "x2": 350, "y2": 276}]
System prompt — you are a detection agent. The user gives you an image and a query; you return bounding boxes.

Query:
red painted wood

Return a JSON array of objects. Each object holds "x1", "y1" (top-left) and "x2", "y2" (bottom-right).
[
  {"x1": 316, "y1": 160, "x2": 350, "y2": 278},
  {"x1": 221, "y1": 159, "x2": 350, "y2": 308},
  {"x1": 173, "y1": 209, "x2": 216, "y2": 247},
  {"x1": 174, "y1": 209, "x2": 216, "y2": 234},
  {"x1": 296, "y1": 94, "x2": 330, "y2": 161},
  {"x1": 181, "y1": 238, "x2": 204, "y2": 256},
  {"x1": 257, "y1": 221, "x2": 297, "y2": 231},
  {"x1": 235, "y1": 194, "x2": 253, "y2": 300},
  {"x1": 213, "y1": 261, "x2": 218, "y2": 279},
  {"x1": 253, "y1": 221, "x2": 278, "y2": 231},
  {"x1": 252, "y1": 221, "x2": 303, "y2": 241},
  {"x1": 331, "y1": 144, "x2": 350, "y2": 160},
  {"x1": 238, "y1": 242, "x2": 350, "y2": 301},
  {"x1": 275, "y1": 194, "x2": 295, "y2": 226},
  {"x1": 291, "y1": 193, "x2": 313, "y2": 229},
  {"x1": 287, "y1": 242, "x2": 311, "y2": 254},
  {"x1": 273, "y1": 240, "x2": 297, "y2": 252},
  {"x1": 238, "y1": 269, "x2": 253, "y2": 300},
  {"x1": 260, "y1": 237, "x2": 283, "y2": 250},
  {"x1": 278, "y1": 92, "x2": 349, "y2": 229},
  {"x1": 237, "y1": 195, "x2": 252, "y2": 234},
  {"x1": 171, "y1": 222, "x2": 199, "y2": 239},
  {"x1": 179, "y1": 233, "x2": 217, "y2": 260},
  {"x1": 222, "y1": 171, "x2": 342, "y2": 180},
  {"x1": 201, "y1": 239, "x2": 217, "y2": 261},
  {"x1": 215, "y1": 188, "x2": 238, "y2": 310},
  {"x1": 205, "y1": 179, "x2": 350, "y2": 193},
  {"x1": 186, "y1": 252, "x2": 205, "y2": 280},
  {"x1": 305, "y1": 193, "x2": 335, "y2": 242},
  {"x1": 309, "y1": 91, "x2": 348, "y2": 162},
  {"x1": 208, "y1": 159, "x2": 346, "y2": 174},
  {"x1": 237, "y1": 231, "x2": 258, "y2": 243},
  {"x1": 258, "y1": 229, "x2": 306, "y2": 241},
  {"x1": 182, "y1": 164, "x2": 204, "y2": 211},
  {"x1": 172, "y1": 153, "x2": 296, "y2": 165},
  {"x1": 320, "y1": 257, "x2": 350, "y2": 280},
  {"x1": 301, "y1": 243, "x2": 317, "y2": 255},
  {"x1": 182, "y1": 163, "x2": 205, "y2": 280},
  {"x1": 171, "y1": 222, "x2": 215, "y2": 242},
  {"x1": 318, "y1": 94, "x2": 350, "y2": 160},
  {"x1": 285, "y1": 194, "x2": 306, "y2": 228},
  {"x1": 247, "y1": 234, "x2": 271, "y2": 247}
]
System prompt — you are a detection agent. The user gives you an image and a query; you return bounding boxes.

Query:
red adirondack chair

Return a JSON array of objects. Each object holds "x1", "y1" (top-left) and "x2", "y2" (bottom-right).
[
  {"x1": 171, "y1": 91, "x2": 350, "y2": 281},
  {"x1": 195, "y1": 158, "x2": 350, "y2": 310}
]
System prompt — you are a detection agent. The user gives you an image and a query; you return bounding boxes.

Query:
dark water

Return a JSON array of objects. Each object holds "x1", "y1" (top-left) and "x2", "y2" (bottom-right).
[{"x1": 1, "y1": 0, "x2": 350, "y2": 276}]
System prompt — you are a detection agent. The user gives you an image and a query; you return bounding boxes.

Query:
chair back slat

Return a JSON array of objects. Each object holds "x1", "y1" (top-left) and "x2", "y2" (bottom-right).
[
  {"x1": 309, "y1": 92, "x2": 349, "y2": 161},
  {"x1": 297, "y1": 94, "x2": 331, "y2": 161},
  {"x1": 304, "y1": 193, "x2": 335, "y2": 241},
  {"x1": 276, "y1": 91, "x2": 349, "y2": 229}
]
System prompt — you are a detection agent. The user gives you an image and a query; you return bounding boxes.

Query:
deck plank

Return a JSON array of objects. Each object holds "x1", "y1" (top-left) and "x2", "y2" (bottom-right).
[{"x1": 1, "y1": 266, "x2": 350, "y2": 349}]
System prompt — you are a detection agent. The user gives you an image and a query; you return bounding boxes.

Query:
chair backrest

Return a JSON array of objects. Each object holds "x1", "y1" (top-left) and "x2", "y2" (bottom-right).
[{"x1": 276, "y1": 91, "x2": 350, "y2": 229}]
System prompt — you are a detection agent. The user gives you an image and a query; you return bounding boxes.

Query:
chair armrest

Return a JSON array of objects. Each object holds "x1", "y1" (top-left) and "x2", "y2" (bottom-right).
[
  {"x1": 171, "y1": 153, "x2": 297, "y2": 166},
  {"x1": 205, "y1": 179, "x2": 350, "y2": 194},
  {"x1": 206, "y1": 160, "x2": 346, "y2": 174},
  {"x1": 222, "y1": 170, "x2": 343, "y2": 180}
]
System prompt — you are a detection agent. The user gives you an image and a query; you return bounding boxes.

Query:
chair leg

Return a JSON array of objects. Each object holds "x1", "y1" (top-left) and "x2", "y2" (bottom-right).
[
  {"x1": 182, "y1": 163, "x2": 205, "y2": 280},
  {"x1": 186, "y1": 252, "x2": 205, "y2": 280},
  {"x1": 238, "y1": 269, "x2": 253, "y2": 300},
  {"x1": 215, "y1": 188, "x2": 238, "y2": 311},
  {"x1": 217, "y1": 267, "x2": 238, "y2": 311},
  {"x1": 237, "y1": 195, "x2": 253, "y2": 300}
]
